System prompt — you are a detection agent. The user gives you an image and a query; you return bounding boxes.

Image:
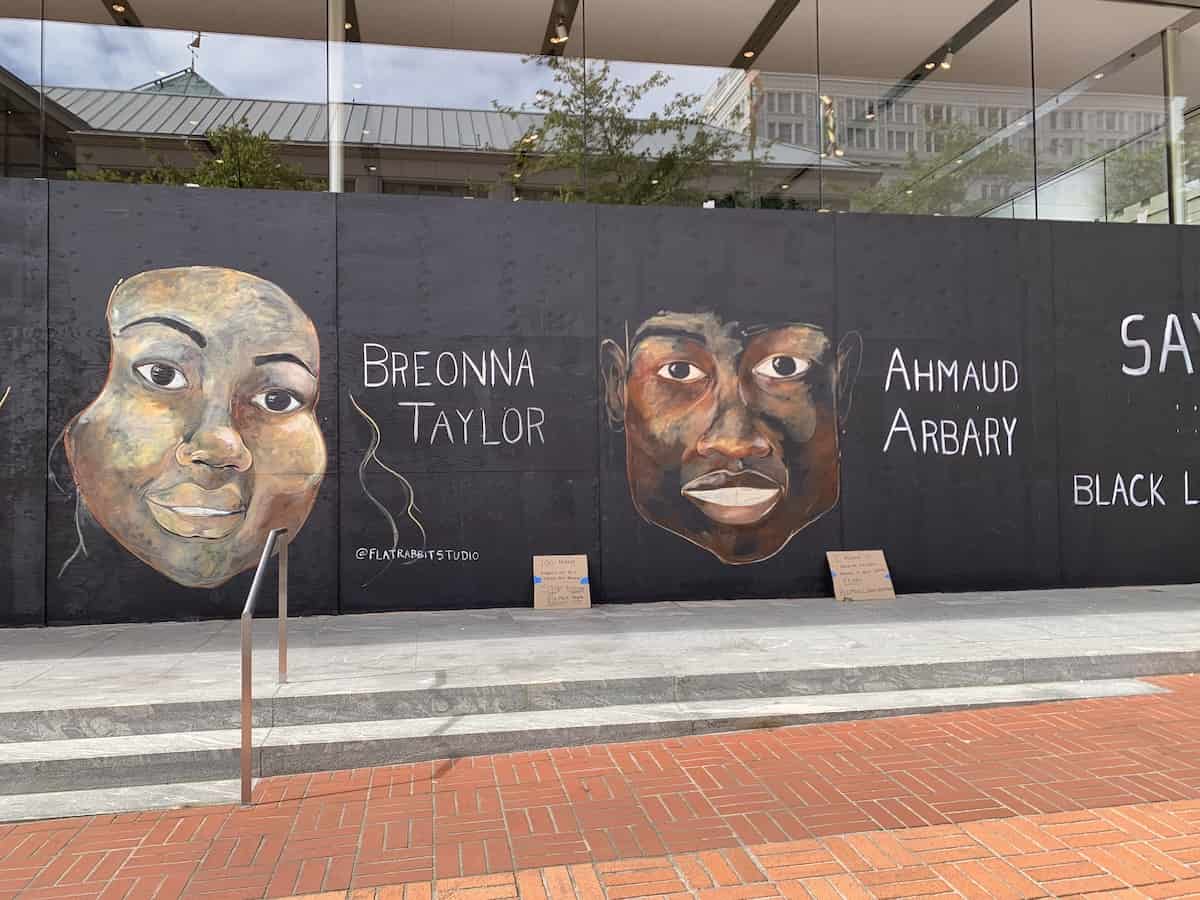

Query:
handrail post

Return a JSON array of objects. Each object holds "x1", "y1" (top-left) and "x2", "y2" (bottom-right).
[
  {"x1": 240, "y1": 603, "x2": 253, "y2": 805},
  {"x1": 278, "y1": 532, "x2": 288, "y2": 684},
  {"x1": 240, "y1": 527, "x2": 288, "y2": 807}
]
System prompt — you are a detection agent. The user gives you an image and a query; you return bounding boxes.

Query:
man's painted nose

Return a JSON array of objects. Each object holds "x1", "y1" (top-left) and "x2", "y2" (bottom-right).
[{"x1": 697, "y1": 405, "x2": 771, "y2": 459}]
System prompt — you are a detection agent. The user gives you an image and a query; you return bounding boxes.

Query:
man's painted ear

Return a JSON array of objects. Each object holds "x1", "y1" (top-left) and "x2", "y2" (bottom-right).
[
  {"x1": 835, "y1": 331, "x2": 863, "y2": 428},
  {"x1": 600, "y1": 338, "x2": 628, "y2": 431}
]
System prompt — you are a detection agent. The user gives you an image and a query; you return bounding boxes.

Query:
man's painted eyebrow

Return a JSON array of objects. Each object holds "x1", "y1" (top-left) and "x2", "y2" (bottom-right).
[
  {"x1": 117, "y1": 316, "x2": 207, "y2": 348},
  {"x1": 254, "y1": 353, "x2": 317, "y2": 377},
  {"x1": 632, "y1": 326, "x2": 708, "y2": 346}
]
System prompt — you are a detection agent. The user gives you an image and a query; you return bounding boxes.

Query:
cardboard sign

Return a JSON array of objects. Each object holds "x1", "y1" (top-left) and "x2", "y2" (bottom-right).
[
  {"x1": 533, "y1": 555, "x2": 591, "y2": 609},
  {"x1": 826, "y1": 550, "x2": 895, "y2": 601}
]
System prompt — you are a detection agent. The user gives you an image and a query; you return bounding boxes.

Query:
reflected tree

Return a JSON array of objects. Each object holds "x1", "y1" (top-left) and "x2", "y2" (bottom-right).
[
  {"x1": 495, "y1": 58, "x2": 741, "y2": 205},
  {"x1": 850, "y1": 121, "x2": 1031, "y2": 216},
  {"x1": 71, "y1": 122, "x2": 319, "y2": 190}
]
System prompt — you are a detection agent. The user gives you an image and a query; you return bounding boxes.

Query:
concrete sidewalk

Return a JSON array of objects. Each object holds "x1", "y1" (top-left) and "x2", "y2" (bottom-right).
[
  {"x1": 2, "y1": 585, "x2": 1199, "y2": 824},
  {"x1": 3, "y1": 585, "x2": 1199, "y2": 716}
]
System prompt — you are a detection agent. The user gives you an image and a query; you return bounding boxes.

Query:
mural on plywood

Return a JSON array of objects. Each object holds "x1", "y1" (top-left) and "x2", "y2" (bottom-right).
[
  {"x1": 55, "y1": 266, "x2": 326, "y2": 588},
  {"x1": 601, "y1": 311, "x2": 861, "y2": 565}
]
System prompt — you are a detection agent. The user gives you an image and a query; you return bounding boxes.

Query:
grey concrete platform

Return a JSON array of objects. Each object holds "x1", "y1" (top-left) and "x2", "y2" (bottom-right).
[{"x1": 1, "y1": 585, "x2": 1198, "y2": 821}]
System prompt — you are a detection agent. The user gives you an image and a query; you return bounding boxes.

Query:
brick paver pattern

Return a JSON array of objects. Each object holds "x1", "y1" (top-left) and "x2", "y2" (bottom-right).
[{"x1": 2, "y1": 674, "x2": 1200, "y2": 899}]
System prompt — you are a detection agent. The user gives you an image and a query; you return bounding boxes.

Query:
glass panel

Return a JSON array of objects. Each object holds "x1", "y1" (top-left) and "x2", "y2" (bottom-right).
[
  {"x1": 572, "y1": 0, "x2": 798, "y2": 208},
  {"x1": 40, "y1": 1, "x2": 327, "y2": 190},
  {"x1": 743, "y1": 0, "x2": 823, "y2": 210},
  {"x1": 337, "y1": 0, "x2": 584, "y2": 200},
  {"x1": 0, "y1": 4, "x2": 44, "y2": 177},
  {"x1": 1031, "y1": 0, "x2": 1181, "y2": 222},
  {"x1": 814, "y1": 0, "x2": 1036, "y2": 218}
]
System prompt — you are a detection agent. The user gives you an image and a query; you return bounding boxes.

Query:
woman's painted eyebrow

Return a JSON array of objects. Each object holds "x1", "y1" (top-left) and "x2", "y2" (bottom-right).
[
  {"x1": 254, "y1": 353, "x2": 316, "y2": 377},
  {"x1": 118, "y1": 316, "x2": 206, "y2": 348}
]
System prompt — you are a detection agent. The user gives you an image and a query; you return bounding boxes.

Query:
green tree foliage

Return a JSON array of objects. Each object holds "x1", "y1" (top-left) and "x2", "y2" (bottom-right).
[
  {"x1": 71, "y1": 121, "x2": 319, "y2": 190},
  {"x1": 496, "y1": 57, "x2": 741, "y2": 205},
  {"x1": 1102, "y1": 141, "x2": 1167, "y2": 219},
  {"x1": 850, "y1": 121, "x2": 1032, "y2": 216}
]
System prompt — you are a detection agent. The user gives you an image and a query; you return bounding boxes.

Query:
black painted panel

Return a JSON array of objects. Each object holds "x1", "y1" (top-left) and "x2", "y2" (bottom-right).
[
  {"x1": 1054, "y1": 221, "x2": 1200, "y2": 586},
  {"x1": 837, "y1": 214, "x2": 1060, "y2": 592},
  {"x1": 0, "y1": 178, "x2": 48, "y2": 626},
  {"x1": 597, "y1": 207, "x2": 840, "y2": 602},
  {"x1": 337, "y1": 195, "x2": 598, "y2": 611},
  {"x1": 46, "y1": 182, "x2": 337, "y2": 623}
]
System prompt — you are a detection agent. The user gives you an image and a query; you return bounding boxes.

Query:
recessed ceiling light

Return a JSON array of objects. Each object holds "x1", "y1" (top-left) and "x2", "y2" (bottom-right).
[
  {"x1": 780, "y1": 183, "x2": 790, "y2": 190},
  {"x1": 188, "y1": 120, "x2": 199, "y2": 126},
  {"x1": 742, "y1": 50, "x2": 756, "y2": 59},
  {"x1": 111, "y1": 2, "x2": 125, "y2": 11},
  {"x1": 924, "y1": 61, "x2": 937, "y2": 70},
  {"x1": 362, "y1": 129, "x2": 370, "y2": 134},
  {"x1": 905, "y1": 189, "x2": 914, "y2": 195},
  {"x1": 366, "y1": 164, "x2": 377, "y2": 172},
  {"x1": 650, "y1": 178, "x2": 659, "y2": 185},
  {"x1": 1093, "y1": 71, "x2": 1105, "y2": 79},
  {"x1": 344, "y1": 21, "x2": 353, "y2": 30}
]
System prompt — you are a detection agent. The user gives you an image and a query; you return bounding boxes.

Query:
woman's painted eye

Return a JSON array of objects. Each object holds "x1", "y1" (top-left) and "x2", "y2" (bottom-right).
[
  {"x1": 134, "y1": 362, "x2": 188, "y2": 390},
  {"x1": 252, "y1": 389, "x2": 303, "y2": 414},
  {"x1": 656, "y1": 361, "x2": 707, "y2": 383},
  {"x1": 753, "y1": 355, "x2": 811, "y2": 380}
]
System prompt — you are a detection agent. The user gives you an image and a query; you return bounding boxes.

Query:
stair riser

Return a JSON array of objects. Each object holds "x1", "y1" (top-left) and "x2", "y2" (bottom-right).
[
  {"x1": 3, "y1": 650, "x2": 1196, "y2": 744},
  {"x1": 0, "y1": 696, "x2": 1131, "y2": 796}
]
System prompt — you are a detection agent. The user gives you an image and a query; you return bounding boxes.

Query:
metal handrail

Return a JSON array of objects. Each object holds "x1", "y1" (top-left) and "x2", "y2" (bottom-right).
[{"x1": 241, "y1": 527, "x2": 289, "y2": 806}]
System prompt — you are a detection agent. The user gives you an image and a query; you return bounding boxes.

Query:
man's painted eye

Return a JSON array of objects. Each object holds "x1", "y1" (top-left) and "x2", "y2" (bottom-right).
[
  {"x1": 753, "y1": 355, "x2": 811, "y2": 380},
  {"x1": 252, "y1": 389, "x2": 303, "y2": 414},
  {"x1": 656, "y1": 361, "x2": 707, "y2": 383},
  {"x1": 134, "y1": 362, "x2": 188, "y2": 390}
]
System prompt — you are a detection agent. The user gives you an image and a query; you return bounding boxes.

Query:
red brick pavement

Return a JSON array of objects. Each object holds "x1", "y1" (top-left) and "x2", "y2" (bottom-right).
[{"x1": 2, "y1": 674, "x2": 1200, "y2": 898}]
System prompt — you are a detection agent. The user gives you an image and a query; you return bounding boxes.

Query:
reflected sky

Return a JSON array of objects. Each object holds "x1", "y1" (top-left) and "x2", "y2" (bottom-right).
[{"x1": 0, "y1": 17, "x2": 727, "y2": 115}]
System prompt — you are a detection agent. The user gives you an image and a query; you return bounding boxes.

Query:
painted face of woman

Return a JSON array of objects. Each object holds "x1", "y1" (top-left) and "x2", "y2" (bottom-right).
[{"x1": 65, "y1": 267, "x2": 326, "y2": 588}]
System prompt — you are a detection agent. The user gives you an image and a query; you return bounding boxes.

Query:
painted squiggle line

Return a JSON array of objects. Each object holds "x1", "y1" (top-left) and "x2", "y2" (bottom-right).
[
  {"x1": 58, "y1": 493, "x2": 89, "y2": 578},
  {"x1": 349, "y1": 392, "x2": 427, "y2": 587},
  {"x1": 47, "y1": 420, "x2": 88, "y2": 578}
]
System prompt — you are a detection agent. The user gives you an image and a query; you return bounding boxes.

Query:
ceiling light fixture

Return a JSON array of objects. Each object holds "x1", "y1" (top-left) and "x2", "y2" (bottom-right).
[
  {"x1": 550, "y1": 18, "x2": 569, "y2": 44},
  {"x1": 780, "y1": 183, "x2": 790, "y2": 190},
  {"x1": 940, "y1": 50, "x2": 953, "y2": 70},
  {"x1": 344, "y1": 21, "x2": 353, "y2": 30},
  {"x1": 1093, "y1": 71, "x2": 1105, "y2": 79},
  {"x1": 865, "y1": 111, "x2": 876, "y2": 120},
  {"x1": 651, "y1": 178, "x2": 659, "y2": 184},
  {"x1": 834, "y1": 148, "x2": 845, "y2": 157},
  {"x1": 366, "y1": 164, "x2": 377, "y2": 172},
  {"x1": 111, "y1": 2, "x2": 125, "y2": 11},
  {"x1": 742, "y1": 50, "x2": 756, "y2": 59}
]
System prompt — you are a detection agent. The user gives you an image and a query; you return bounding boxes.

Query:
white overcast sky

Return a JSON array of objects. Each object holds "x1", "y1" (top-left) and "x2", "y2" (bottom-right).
[{"x1": 0, "y1": 18, "x2": 726, "y2": 114}]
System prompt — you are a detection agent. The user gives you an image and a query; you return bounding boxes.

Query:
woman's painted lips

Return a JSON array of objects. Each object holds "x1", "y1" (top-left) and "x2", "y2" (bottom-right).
[
  {"x1": 146, "y1": 485, "x2": 246, "y2": 538},
  {"x1": 681, "y1": 470, "x2": 783, "y2": 525}
]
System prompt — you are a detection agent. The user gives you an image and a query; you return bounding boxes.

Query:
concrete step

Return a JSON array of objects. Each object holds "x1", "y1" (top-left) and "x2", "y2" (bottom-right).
[
  {"x1": 3, "y1": 649, "x2": 1196, "y2": 743},
  {"x1": 0, "y1": 679, "x2": 1163, "y2": 811}
]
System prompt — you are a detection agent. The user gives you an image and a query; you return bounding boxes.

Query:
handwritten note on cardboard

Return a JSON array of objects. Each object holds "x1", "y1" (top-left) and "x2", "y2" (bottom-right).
[
  {"x1": 533, "y1": 555, "x2": 591, "y2": 609},
  {"x1": 826, "y1": 550, "x2": 895, "y2": 602}
]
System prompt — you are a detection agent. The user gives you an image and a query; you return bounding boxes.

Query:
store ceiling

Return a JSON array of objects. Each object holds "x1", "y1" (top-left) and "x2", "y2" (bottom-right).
[{"x1": 13, "y1": 0, "x2": 1200, "y2": 101}]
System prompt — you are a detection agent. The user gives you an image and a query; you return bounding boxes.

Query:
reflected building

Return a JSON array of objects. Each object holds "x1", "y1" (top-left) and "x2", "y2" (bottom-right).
[{"x1": 702, "y1": 69, "x2": 1173, "y2": 220}]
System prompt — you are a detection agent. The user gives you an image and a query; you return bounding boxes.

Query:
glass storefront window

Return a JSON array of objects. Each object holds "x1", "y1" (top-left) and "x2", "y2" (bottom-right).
[{"x1": 1, "y1": 0, "x2": 1200, "y2": 220}]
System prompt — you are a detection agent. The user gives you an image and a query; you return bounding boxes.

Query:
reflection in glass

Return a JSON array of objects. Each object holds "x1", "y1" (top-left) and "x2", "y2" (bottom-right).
[{"x1": 0, "y1": 15, "x2": 44, "y2": 177}]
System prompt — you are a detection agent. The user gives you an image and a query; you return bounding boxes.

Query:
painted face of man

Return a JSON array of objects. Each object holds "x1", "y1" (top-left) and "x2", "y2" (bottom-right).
[
  {"x1": 602, "y1": 311, "x2": 858, "y2": 564},
  {"x1": 65, "y1": 267, "x2": 326, "y2": 588}
]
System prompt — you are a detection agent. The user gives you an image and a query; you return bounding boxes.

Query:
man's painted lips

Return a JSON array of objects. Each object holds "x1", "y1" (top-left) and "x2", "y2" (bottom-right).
[{"x1": 681, "y1": 469, "x2": 784, "y2": 525}]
